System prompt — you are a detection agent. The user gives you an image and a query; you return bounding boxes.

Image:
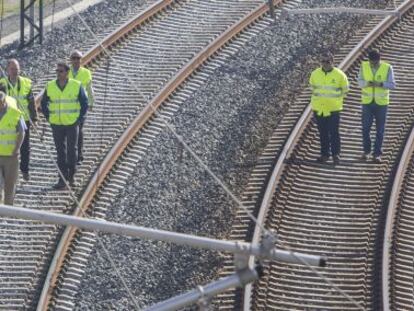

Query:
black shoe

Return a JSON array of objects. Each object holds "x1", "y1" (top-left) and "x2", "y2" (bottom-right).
[
  {"x1": 333, "y1": 155, "x2": 340, "y2": 165},
  {"x1": 22, "y1": 172, "x2": 29, "y2": 181},
  {"x1": 317, "y1": 155, "x2": 329, "y2": 163},
  {"x1": 373, "y1": 156, "x2": 381, "y2": 164},
  {"x1": 53, "y1": 180, "x2": 67, "y2": 190}
]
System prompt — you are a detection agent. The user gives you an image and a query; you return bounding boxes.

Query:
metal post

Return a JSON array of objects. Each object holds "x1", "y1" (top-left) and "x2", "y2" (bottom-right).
[
  {"x1": 20, "y1": 0, "x2": 24, "y2": 46},
  {"x1": 20, "y1": 0, "x2": 44, "y2": 48},
  {"x1": 30, "y1": 1, "x2": 34, "y2": 40},
  {"x1": 268, "y1": 0, "x2": 275, "y2": 19},
  {"x1": 39, "y1": 0, "x2": 43, "y2": 44},
  {"x1": 145, "y1": 268, "x2": 259, "y2": 311},
  {"x1": 0, "y1": 204, "x2": 326, "y2": 266}
]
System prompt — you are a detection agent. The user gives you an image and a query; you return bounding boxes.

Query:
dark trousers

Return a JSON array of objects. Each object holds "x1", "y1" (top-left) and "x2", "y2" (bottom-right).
[
  {"x1": 51, "y1": 124, "x2": 79, "y2": 182},
  {"x1": 362, "y1": 102, "x2": 387, "y2": 157},
  {"x1": 78, "y1": 119, "x2": 84, "y2": 161},
  {"x1": 314, "y1": 112, "x2": 341, "y2": 157},
  {"x1": 20, "y1": 121, "x2": 30, "y2": 174}
]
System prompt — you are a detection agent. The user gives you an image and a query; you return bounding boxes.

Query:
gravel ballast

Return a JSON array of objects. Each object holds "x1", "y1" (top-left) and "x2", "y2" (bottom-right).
[
  {"x1": 68, "y1": 0, "x2": 390, "y2": 310},
  {"x1": 0, "y1": 0, "x2": 392, "y2": 310},
  {"x1": 0, "y1": 0, "x2": 152, "y2": 82}
]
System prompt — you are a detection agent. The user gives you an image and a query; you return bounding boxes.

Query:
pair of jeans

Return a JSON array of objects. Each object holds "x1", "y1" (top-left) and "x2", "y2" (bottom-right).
[
  {"x1": 51, "y1": 124, "x2": 79, "y2": 182},
  {"x1": 20, "y1": 121, "x2": 30, "y2": 174},
  {"x1": 314, "y1": 111, "x2": 341, "y2": 157},
  {"x1": 362, "y1": 102, "x2": 387, "y2": 157}
]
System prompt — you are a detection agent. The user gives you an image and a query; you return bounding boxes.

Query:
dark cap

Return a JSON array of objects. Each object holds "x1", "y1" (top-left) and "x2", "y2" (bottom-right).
[
  {"x1": 368, "y1": 50, "x2": 380, "y2": 61},
  {"x1": 56, "y1": 61, "x2": 70, "y2": 71}
]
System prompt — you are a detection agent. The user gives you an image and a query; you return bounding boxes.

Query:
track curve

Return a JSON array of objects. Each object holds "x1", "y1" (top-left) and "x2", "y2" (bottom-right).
[{"x1": 244, "y1": 1, "x2": 414, "y2": 310}]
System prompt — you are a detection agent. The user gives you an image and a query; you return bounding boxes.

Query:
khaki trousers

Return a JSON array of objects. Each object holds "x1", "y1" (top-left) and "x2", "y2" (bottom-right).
[{"x1": 0, "y1": 155, "x2": 18, "y2": 205}]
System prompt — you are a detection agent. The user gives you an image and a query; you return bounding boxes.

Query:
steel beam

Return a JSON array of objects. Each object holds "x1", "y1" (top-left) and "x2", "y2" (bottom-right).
[
  {"x1": 146, "y1": 268, "x2": 259, "y2": 311},
  {"x1": 0, "y1": 204, "x2": 325, "y2": 266},
  {"x1": 20, "y1": 0, "x2": 43, "y2": 48}
]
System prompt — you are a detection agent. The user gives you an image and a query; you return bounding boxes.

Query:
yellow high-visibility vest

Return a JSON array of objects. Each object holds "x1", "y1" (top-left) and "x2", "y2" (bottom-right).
[
  {"x1": 361, "y1": 61, "x2": 390, "y2": 105},
  {"x1": 69, "y1": 67, "x2": 92, "y2": 89},
  {"x1": 46, "y1": 79, "x2": 81, "y2": 125},
  {"x1": 0, "y1": 76, "x2": 32, "y2": 121},
  {"x1": 0, "y1": 102, "x2": 22, "y2": 156},
  {"x1": 310, "y1": 67, "x2": 348, "y2": 117}
]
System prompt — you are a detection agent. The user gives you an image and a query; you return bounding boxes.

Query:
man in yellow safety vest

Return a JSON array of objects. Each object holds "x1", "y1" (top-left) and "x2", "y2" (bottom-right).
[
  {"x1": 41, "y1": 62, "x2": 88, "y2": 190},
  {"x1": 309, "y1": 52, "x2": 349, "y2": 165},
  {"x1": 0, "y1": 91, "x2": 25, "y2": 204},
  {"x1": 69, "y1": 50, "x2": 95, "y2": 165},
  {"x1": 358, "y1": 49, "x2": 396, "y2": 163},
  {"x1": 0, "y1": 59, "x2": 37, "y2": 181}
]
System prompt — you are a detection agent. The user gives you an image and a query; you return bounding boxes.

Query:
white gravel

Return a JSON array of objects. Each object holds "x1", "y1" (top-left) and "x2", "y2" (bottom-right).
[{"x1": 71, "y1": 0, "x2": 390, "y2": 310}]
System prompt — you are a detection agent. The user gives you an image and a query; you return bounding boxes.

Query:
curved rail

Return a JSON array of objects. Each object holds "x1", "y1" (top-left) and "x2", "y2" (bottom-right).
[
  {"x1": 34, "y1": 0, "x2": 171, "y2": 104},
  {"x1": 82, "y1": 0, "x2": 174, "y2": 66},
  {"x1": 382, "y1": 124, "x2": 414, "y2": 311},
  {"x1": 36, "y1": 1, "x2": 172, "y2": 309},
  {"x1": 243, "y1": 0, "x2": 414, "y2": 309},
  {"x1": 37, "y1": 0, "x2": 284, "y2": 309}
]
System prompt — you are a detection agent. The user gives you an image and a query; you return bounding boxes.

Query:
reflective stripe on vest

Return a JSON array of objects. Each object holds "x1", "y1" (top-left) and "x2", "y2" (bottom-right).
[
  {"x1": 0, "y1": 104, "x2": 22, "y2": 156},
  {"x1": 0, "y1": 77, "x2": 32, "y2": 121},
  {"x1": 46, "y1": 79, "x2": 81, "y2": 125},
  {"x1": 361, "y1": 61, "x2": 390, "y2": 105},
  {"x1": 310, "y1": 68, "x2": 347, "y2": 117}
]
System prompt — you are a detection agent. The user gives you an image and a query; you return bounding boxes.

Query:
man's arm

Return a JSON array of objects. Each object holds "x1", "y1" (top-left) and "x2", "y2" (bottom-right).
[
  {"x1": 383, "y1": 66, "x2": 396, "y2": 90},
  {"x1": 78, "y1": 86, "x2": 89, "y2": 121},
  {"x1": 13, "y1": 117, "x2": 26, "y2": 156},
  {"x1": 27, "y1": 90, "x2": 38, "y2": 122},
  {"x1": 40, "y1": 89, "x2": 50, "y2": 120},
  {"x1": 86, "y1": 81, "x2": 95, "y2": 109},
  {"x1": 341, "y1": 72, "x2": 349, "y2": 96}
]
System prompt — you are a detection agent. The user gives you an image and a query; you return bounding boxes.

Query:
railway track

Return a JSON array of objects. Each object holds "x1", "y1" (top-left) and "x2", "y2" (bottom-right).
[
  {"x1": 0, "y1": 0, "x2": 301, "y2": 310},
  {"x1": 210, "y1": 0, "x2": 414, "y2": 310},
  {"x1": 384, "y1": 69, "x2": 414, "y2": 309}
]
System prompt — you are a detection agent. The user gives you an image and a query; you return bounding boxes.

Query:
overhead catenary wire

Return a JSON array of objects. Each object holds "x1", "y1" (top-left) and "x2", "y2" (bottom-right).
[
  {"x1": 59, "y1": 0, "x2": 368, "y2": 309},
  {"x1": 0, "y1": 31, "x2": 143, "y2": 311},
  {"x1": 0, "y1": 0, "x2": 382, "y2": 310}
]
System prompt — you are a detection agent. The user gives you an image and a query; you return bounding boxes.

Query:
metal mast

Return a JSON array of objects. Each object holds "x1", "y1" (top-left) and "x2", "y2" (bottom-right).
[{"x1": 20, "y1": 0, "x2": 43, "y2": 48}]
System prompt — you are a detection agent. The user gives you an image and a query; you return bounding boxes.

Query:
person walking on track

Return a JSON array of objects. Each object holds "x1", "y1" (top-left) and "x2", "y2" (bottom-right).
[
  {"x1": 0, "y1": 59, "x2": 37, "y2": 181},
  {"x1": 41, "y1": 62, "x2": 88, "y2": 190},
  {"x1": 358, "y1": 49, "x2": 396, "y2": 164},
  {"x1": 309, "y1": 52, "x2": 349, "y2": 165}
]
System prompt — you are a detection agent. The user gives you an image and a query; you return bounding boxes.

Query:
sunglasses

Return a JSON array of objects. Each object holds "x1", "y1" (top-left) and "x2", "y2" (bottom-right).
[
  {"x1": 71, "y1": 56, "x2": 81, "y2": 60},
  {"x1": 56, "y1": 69, "x2": 67, "y2": 73}
]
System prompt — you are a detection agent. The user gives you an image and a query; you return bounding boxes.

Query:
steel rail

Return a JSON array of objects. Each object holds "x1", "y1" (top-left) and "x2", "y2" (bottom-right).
[
  {"x1": 242, "y1": 0, "x2": 414, "y2": 309},
  {"x1": 34, "y1": 0, "x2": 172, "y2": 104},
  {"x1": 35, "y1": 1, "x2": 176, "y2": 309},
  {"x1": 382, "y1": 121, "x2": 414, "y2": 311},
  {"x1": 37, "y1": 0, "x2": 284, "y2": 309},
  {"x1": 81, "y1": 0, "x2": 174, "y2": 66}
]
